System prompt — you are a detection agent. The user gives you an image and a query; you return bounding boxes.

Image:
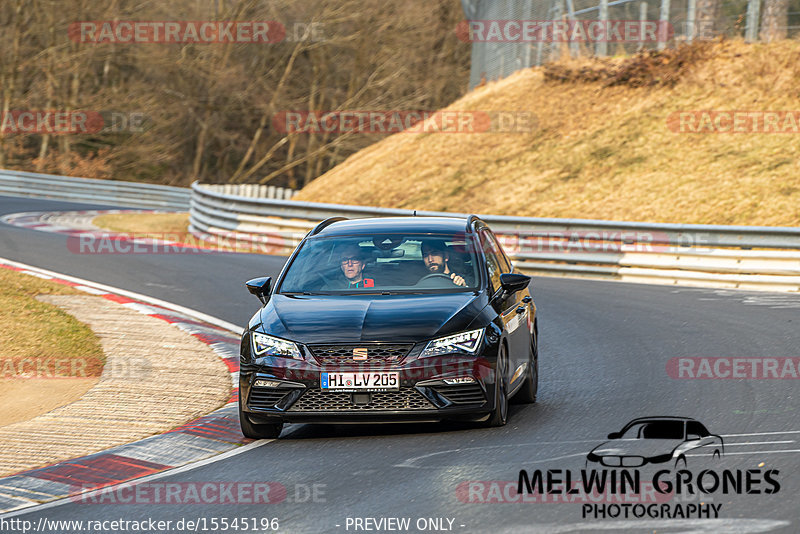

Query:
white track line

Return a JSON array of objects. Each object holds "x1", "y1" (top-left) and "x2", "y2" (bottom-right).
[
  {"x1": 724, "y1": 441, "x2": 794, "y2": 446},
  {"x1": 0, "y1": 256, "x2": 242, "y2": 334},
  {"x1": 722, "y1": 430, "x2": 800, "y2": 437}
]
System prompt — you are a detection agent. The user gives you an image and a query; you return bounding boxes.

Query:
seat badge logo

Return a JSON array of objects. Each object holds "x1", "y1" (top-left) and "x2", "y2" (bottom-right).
[{"x1": 353, "y1": 348, "x2": 368, "y2": 360}]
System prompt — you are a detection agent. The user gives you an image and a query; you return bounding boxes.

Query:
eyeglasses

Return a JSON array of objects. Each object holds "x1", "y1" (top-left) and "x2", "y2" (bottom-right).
[{"x1": 340, "y1": 257, "x2": 361, "y2": 265}]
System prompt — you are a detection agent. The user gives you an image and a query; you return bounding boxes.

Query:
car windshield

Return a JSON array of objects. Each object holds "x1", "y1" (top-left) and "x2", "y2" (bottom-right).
[
  {"x1": 278, "y1": 232, "x2": 481, "y2": 294},
  {"x1": 621, "y1": 420, "x2": 685, "y2": 440}
]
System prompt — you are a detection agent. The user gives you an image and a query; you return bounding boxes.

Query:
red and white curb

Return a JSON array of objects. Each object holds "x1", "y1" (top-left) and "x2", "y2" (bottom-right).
[
  {"x1": 1, "y1": 209, "x2": 296, "y2": 255},
  {"x1": 0, "y1": 257, "x2": 259, "y2": 515},
  {"x1": 2, "y1": 209, "x2": 154, "y2": 234}
]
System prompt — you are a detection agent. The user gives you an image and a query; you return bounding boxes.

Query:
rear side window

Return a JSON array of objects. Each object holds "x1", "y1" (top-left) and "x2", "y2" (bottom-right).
[
  {"x1": 686, "y1": 421, "x2": 710, "y2": 437},
  {"x1": 478, "y1": 229, "x2": 504, "y2": 293},
  {"x1": 487, "y1": 229, "x2": 512, "y2": 272}
]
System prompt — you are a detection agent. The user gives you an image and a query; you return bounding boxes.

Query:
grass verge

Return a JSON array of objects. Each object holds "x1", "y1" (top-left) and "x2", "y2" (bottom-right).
[
  {"x1": 0, "y1": 268, "x2": 105, "y2": 426},
  {"x1": 92, "y1": 212, "x2": 189, "y2": 234}
]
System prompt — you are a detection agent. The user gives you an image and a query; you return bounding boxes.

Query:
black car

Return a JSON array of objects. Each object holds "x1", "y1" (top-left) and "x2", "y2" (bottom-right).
[
  {"x1": 238, "y1": 216, "x2": 538, "y2": 438},
  {"x1": 586, "y1": 417, "x2": 724, "y2": 469}
]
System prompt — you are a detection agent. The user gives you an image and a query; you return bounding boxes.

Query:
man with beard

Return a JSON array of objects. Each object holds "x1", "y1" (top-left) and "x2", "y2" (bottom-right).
[{"x1": 420, "y1": 239, "x2": 467, "y2": 287}]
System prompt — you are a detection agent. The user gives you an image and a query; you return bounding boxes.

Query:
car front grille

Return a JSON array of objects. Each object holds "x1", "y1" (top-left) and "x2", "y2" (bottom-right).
[
  {"x1": 600, "y1": 456, "x2": 647, "y2": 467},
  {"x1": 248, "y1": 387, "x2": 294, "y2": 409},
  {"x1": 307, "y1": 344, "x2": 413, "y2": 365},
  {"x1": 430, "y1": 383, "x2": 486, "y2": 405},
  {"x1": 289, "y1": 389, "x2": 434, "y2": 411}
]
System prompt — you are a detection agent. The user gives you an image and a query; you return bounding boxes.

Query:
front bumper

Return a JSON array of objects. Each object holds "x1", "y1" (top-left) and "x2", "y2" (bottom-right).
[{"x1": 239, "y1": 352, "x2": 498, "y2": 424}]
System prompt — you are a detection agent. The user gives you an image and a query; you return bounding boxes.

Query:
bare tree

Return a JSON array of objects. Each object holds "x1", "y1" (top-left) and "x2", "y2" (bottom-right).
[
  {"x1": 761, "y1": 0, "x2": 790, "y2": 41},
  {"x1": 0, "y1": 0, "x2": 470, "y2": 187}
]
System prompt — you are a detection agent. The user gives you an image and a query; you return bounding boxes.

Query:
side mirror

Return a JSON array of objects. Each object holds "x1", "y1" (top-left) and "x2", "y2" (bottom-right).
[
  {"x1": 687, "y1": 433, "x2": 701, "y2": 441},
  {"x1": 500, "y1": 273, "x2": 531, "y2": 295},
  {"x1": 246, "y1": 276, "x2": 272, "y2": 306},
  {"x1": 607, "y1": 432, "x2": 621, "y2": 439}
]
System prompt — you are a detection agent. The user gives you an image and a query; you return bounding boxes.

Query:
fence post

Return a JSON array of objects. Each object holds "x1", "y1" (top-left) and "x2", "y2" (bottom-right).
[
  {"x1": 565, "y1": 0, "x2": 579, "y2": 57},
  {"x1": 745, "y1": 0, "x2": 761, "y2": 42},
  {"x1": 686, "y1": 0, "x2": 696, "y2": 42},
  {"x1": 657, "y1": 0, "x2": 671, "y2": 50},
  {"x1": 596, "y1": 0, "x2": 609, "y2": 56},
  {"x1": 639, "y1": 2, "x2": 648, "y2": 50}
]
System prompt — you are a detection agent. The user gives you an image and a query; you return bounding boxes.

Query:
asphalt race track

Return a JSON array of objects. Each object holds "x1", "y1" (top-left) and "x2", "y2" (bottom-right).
[{"x1": 1, "y1": 196, "x2": 798, "y2": 533}]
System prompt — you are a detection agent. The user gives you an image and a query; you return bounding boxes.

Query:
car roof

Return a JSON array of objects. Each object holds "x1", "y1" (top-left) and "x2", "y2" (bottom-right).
[
  {"x1": 625, "y1": 416, "x2": 698, "y2": 425},
  {"x1": 311, "y1": 216, "x2": 474, "y2": 237}
]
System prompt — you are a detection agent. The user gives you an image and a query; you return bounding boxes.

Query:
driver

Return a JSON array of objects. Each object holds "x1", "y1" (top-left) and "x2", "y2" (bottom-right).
[
  {"x1": 332, "y1": 244, "x2": 375, "y2": 289},
  {"x1": 421, "y1": 240, "x2": 466, "y2": 287}
]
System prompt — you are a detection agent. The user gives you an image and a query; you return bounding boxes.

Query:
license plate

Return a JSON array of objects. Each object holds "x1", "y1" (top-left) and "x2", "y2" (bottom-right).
[{"x1": 321, "y1": 372, "x2": 399, "y2": 391}]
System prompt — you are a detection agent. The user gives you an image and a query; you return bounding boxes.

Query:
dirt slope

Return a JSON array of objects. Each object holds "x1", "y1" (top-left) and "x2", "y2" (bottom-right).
[{"x1": 295, "y1": 40, "x2": 800, "y2": 226}]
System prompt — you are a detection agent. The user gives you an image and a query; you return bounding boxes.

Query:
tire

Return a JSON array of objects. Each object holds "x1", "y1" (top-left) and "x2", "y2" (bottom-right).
[
  {"x1": 484, "y1": 344, "x2": 509, "y2": 427},
  {"x1": 674, "y1": 456, "x2": 687, "y2": 470},
  {"x1": 512, "y1": 320, "x2": 538, "y2": 404},
  {"x1": 239, "y1": 395, "x2": 283, "y2": 439}
]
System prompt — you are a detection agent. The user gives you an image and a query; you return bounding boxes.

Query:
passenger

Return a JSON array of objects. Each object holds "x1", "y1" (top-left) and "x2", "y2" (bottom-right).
[
  {"x1": 331, "y1": 244, "x2": 374, "y2": 289},
  {"x1": 421, "y1": 240, "x2": 467, "y2": 287}
]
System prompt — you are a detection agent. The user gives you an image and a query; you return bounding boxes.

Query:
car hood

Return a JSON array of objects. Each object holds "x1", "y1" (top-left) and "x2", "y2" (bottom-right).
[
  {"x1": 590, "y1": 439, "x2": 683, "y2": 458},
  {"x1": 257, "y1": 293, "x2": 485, "y2": 343}
]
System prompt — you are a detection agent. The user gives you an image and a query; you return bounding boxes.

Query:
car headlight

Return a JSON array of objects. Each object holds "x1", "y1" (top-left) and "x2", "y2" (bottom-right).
[
  {"x1": 420, "y1": 328, "x2": 484, "y2": 358},
  {"x1": 252, "y1": 332, "x2": 302, "y2": 360}
]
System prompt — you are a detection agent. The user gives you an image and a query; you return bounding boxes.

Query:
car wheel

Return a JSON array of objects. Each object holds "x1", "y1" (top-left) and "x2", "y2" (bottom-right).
[
  {"x1": 512, "y1": 319, "x2": 538, "y2": 404},
  {"x1": 239, "y1": 395, "x2": 283, "y2": 439},
  {"x1": 484, "y1": 344, "x2": 509, "y2": 427},
  {"x1": 712, "y1": 450, "x2": 721, "y2": 460},
  {"x1": 674, "y1": 456, "x2": 687, "y2": 470}
]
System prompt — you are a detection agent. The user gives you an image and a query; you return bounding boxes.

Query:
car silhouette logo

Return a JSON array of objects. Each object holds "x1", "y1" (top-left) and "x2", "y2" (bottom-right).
[
  {"x1": 586, "y1": 416, "x2": 724, "y2": 470},
  {"x1": 353, "y1": 347, "x2": 368, "y2": 360}
]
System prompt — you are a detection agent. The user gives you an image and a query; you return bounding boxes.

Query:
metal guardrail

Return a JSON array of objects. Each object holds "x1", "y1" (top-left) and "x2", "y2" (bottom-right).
[
  {"x1": 190, "y1": 182, "x2": 800, "y2": 292},
  {"x1": 200, "y1": 183, "x2": 297, "y2": 200},
  {"x1": 0, "y1": 169, "x2": 190, "y2": 210}
]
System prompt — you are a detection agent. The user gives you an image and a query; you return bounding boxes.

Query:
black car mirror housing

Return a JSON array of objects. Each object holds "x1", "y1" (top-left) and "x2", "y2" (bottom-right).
[
  {"x1": 500, "y1": 273, "x2": 531, "y2": 295},
  {"x1": 246, "y1": 276, "x2": 272, "y2": 306},
  {"x1": 607, "y1": 432, "x2": 621, "y2": 439}
]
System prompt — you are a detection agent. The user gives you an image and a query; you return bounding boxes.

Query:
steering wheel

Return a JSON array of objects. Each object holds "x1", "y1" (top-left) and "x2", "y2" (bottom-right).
[{"x1": 416, "y1": 273, "x2": 456, "y2": 287}]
